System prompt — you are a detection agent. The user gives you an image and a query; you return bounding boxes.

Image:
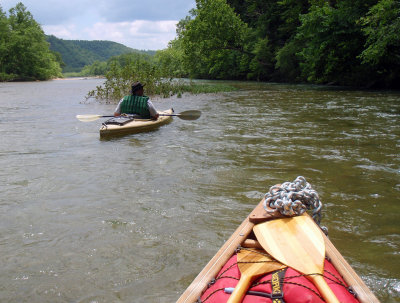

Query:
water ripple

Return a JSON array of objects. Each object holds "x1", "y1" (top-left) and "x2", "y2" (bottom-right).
[{"x1": 0, "y1": 80, "x2": 399, "y2": 302}]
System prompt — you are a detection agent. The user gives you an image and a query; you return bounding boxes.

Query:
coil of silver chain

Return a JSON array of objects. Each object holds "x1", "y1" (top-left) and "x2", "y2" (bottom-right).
[{"x1": 263, "y1": 176, "x2": 323, "y2": 224}]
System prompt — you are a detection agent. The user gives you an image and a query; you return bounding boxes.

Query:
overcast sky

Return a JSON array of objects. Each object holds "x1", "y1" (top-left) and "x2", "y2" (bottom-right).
[{"x1": 1, "y1": 0, "x2": 196, "y2": 50}]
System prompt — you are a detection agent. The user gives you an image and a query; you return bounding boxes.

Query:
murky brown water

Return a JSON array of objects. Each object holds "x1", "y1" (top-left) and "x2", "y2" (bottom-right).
[{"x1": 0, "y1": 79, "x2": 399, "y2": 302}]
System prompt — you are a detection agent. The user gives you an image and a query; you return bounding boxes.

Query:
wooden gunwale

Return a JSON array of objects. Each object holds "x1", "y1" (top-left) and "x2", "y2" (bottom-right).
[{"x1": 176, "y1": 198, "x2": 379, "y2": 303}]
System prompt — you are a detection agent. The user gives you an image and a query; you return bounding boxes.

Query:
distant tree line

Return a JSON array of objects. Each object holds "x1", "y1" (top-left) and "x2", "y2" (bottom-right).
[
  {"x1": 0, "y1": 3, "x2": 62, "y2": 81},
  {"x1": 156, "y1": 0, "x2": 400, "y2": 88},
  {"x1": 3, "y1": 1, "x2": 399, "y2": 89}
]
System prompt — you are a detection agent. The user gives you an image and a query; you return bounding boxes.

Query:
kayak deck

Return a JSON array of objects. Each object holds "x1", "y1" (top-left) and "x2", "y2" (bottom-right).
[
  {"x1": 177, "y1": 198, "x2": 379, "y2": 303},
  {"x1": 99, "y1": 108, "x2": 174, "y2": 137}
]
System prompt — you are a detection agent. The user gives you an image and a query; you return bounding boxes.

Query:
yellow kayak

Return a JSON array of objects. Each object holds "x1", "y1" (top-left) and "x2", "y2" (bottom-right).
[{"x1": 99, "y1": 108, "x2": 174, "y2": 137}]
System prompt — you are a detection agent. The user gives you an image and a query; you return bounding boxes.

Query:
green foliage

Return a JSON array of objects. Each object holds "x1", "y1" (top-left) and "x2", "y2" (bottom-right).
[
  {"x1": 80, "y1": 61, "x2": 108, "y2": 76},
  {"x1": 0, "y1": 7, "x2": 10, "y2": 79},
  {"x1": 360, "y1": 0, "x2": 400, "y2": 65},
  {"x1": 226, "y1": 0, "x2": 310, "y2": 81},
  {"x1": 359, "y1": 0, "x2": 400, "y2": 87},
  {"x1": 178, "y1": 0, "x2": 252, "y2": 79},
  {"x1": 47, "y1": 35, "x2": 155, "y2": 72},
  {"x1": 86, "y1": 50, "x2": 237, "y2": 102},
  {"x1": 294, "y1": 1, "x2": 374, "y2": 85},
  {"x1": 275, "y1": 38, "x2": 302, "y2": 82},
  {"x1": 175, "y1": 0, "x2": 399, "y2": 88},
  {"x1": 0, "y1": 3, "x2": 61, "y2": 81},
  {"x1": 154, "y1": 39, "x2": 187, "y2": 78},
  {"x1": 249, "y1": 37, "x2": 274, "y2": 80},
  {"x1": 174, "y1": 0, "x2": 311, "y2": 81},
  {"x1": 86, "y1": 53, "x2": 186, "y2": 101}
]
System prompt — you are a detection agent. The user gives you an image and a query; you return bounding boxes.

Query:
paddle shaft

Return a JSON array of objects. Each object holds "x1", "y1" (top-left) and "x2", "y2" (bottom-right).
[
  {"x1": 159, "y1": 114, "x2": 186, "y2": 117},
  {"x1": 311, "y1": 275, "x2": 340, "y2": 303},
  {"x1": 76, "y1": 110, "x2": 200, "y2": 122},
  {"x1": 227, "y1": 273, "x2": 256, "y2": 303},
  {"x1": 159, "y1": 110, "x2": 201, "y2": 120}
]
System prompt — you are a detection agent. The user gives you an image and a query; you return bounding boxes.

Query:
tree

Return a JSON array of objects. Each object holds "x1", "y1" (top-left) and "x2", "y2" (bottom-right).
[
  {"x1": 1, "y1": 2, "x2": 61, "y2": 80},
  {"x1": 154, "y1": 39, "x2": 187, "y2": 78},
  {"x1": 359, "y1": 0, "x2": 400, "y2": 87},
  {"x1": 273, "y1": 0, "x2": 310, "y2": 82},
  {"x1": 226, "y1": 0, "x2": 310, "y2": 81},
  {"x1": 0, "y1": 6, "x2": 14, "y2": 80},
  {"x1": 295, "y1": 0, "x2": 376, "y2": 85},
  {"x1": 80, "y1": 60, "x2": 107, "y2": 76},
  {"x1": 178, "y1": 0, "x2": 252, "y2": 79}
]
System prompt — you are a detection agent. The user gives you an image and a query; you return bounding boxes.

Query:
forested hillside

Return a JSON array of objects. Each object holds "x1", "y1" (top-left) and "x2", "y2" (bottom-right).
[{"x1": 47, "y1": 35, "x2": 156, "y2": 72}]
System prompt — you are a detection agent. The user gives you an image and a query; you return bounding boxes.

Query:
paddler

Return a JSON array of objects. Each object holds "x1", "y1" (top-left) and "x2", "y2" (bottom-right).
[{"x1": 114, "y1": 81, "x2": 159, "y2": 120}]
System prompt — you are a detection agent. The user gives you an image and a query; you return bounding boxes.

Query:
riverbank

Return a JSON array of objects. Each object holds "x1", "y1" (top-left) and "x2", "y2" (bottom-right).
[{"x1": 53, "y1": 76, "x2": 105, "y2": 81}]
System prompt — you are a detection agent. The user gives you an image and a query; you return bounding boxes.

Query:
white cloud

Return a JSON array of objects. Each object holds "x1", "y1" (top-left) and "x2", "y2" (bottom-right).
[
  {"x1": 43, "y1": 20, "x2": 177, "y2": 50},
  {"x1": 43, "y1": 24, "x2": 78, "y2": 40}
]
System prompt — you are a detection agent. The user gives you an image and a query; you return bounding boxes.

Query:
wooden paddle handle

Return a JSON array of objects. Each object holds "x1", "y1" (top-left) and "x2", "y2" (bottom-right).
[
  {"x1": 226, "y1": 274, "x2": 252, "y2": 303},
  {"x1": 241, "y1": 239, "x2": 263, "y2": 249},
  {"x1": 311, "y1": 275, "x2": 340, "y2": 303}
]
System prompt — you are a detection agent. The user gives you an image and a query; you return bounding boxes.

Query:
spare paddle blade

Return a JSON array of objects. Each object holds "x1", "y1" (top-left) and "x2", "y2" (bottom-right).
[
  {"x1": 178, "y1": 110, "x2": 201, "y2": 120},
  {"x1": 253, "y1": 215, "x2": 325, "y2": 275},
  {"x1": 227, "y1": 249, "x2": 286, "y2": 303},
  {"x1": 253, "y1": 215, "x2": 340, "y2": 303}
]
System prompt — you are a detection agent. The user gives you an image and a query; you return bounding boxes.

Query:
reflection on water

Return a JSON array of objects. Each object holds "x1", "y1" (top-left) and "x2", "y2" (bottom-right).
[{"x1": 0, "y1": 79, "x2": 399, "y2": 302}]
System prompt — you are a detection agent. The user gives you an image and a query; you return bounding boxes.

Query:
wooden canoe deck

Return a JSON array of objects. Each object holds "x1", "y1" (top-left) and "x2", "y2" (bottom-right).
[{"x1": 176, "y1": 199, "x2": 379, "y2": 303}]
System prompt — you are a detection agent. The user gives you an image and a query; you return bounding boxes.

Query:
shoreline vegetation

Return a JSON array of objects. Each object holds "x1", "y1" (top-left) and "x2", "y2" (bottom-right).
[
  {"x1": 1, "y1": 1, "x2": 399, "y2": 93},
  {"x1": 84, "y1": 77, "x2": 238, "y2": 103},
  {"x1": 79, "y1": 51, "x2": 240, "y2": 103}
]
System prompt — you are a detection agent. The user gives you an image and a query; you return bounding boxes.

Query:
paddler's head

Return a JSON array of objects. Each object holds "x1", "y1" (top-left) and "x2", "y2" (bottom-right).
[{"x1": 131, "y1": 81, "x2": 145, "y2": 96}]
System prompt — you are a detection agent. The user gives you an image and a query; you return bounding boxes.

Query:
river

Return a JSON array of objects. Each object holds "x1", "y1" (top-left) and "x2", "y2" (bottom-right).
[{"x1": 0, "y1": 78, "x2": 399, "y2": 302}]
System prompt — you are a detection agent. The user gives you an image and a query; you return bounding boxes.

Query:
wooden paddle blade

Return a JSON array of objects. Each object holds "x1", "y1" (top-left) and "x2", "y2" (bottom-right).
[
  {"x1": 227, "y1": 249, "x2": 285, "y2": 303},
  {"x1": 253, "y1": 215, "x2": 340, "y2": 303},
  {"x1": 254, "y1": 215, "x2": 325, "y2": 274}
]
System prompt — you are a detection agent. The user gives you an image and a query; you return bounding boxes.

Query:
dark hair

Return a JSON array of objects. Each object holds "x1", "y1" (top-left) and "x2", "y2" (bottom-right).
[{"x1": 131, "y1": 81, "x2": 145, "y2": 94}]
